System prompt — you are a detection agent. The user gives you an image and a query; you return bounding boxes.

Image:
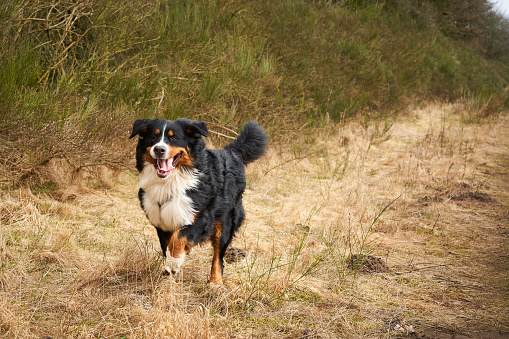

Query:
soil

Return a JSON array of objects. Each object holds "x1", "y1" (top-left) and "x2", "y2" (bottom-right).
[
  {"x1": 347, "y1": 254, "x2": 390, "y2": 273},
  {"x1": 223, "y1": 247, "x2": 247, "y2": 263}
]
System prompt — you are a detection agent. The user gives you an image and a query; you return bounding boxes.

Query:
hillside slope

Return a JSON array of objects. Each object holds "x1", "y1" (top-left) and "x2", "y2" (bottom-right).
[{"x1": 1, "y1": 0, "x2": 509, "y2": 186}]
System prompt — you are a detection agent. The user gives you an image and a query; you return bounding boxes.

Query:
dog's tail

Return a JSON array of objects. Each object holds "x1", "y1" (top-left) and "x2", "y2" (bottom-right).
[{"x1": 225, "y1": 121, "x2": 268, "y2": 165}]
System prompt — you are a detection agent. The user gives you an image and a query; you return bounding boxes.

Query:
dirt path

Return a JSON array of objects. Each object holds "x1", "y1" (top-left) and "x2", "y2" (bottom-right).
[{"x1": 376, "y1": 108, "x2": 509, "y2": 337}]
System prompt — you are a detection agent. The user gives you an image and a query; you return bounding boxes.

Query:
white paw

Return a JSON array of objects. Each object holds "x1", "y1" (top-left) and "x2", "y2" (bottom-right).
[
  {"x1": 163, "y1": 265, "x2": 172, "y2": 275},
  {"x1": 164, "y1": 254, "x2": 185, "y2": 275},
  {"x1": 209, "y1": 281, "x2": 227, "y2": 292}
]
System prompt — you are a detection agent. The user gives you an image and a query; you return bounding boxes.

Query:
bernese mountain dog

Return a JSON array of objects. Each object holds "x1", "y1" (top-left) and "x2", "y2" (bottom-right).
[{"x1": 129, "y1": 118, "x2": 267, "y2": 285}]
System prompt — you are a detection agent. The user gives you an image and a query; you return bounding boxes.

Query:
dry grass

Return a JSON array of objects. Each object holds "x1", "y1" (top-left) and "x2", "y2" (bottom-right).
[{"x1": 1, "y1": 103, "x2": 508, "y2": 338}]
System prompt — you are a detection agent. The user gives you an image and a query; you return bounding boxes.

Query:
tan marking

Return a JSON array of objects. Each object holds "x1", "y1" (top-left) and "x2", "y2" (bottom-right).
[
  {"x1": 167, "y1": 230, "x2": 193, "y2": 258},
  {"x1": 145, "y1": 149, "x2": 154, "y2": 164},
  {"x1": 209, "y1": 222, "x2": 223, "y2": 285},
  {"x1": 141, "y1": 127, "x2": 148, "y2": 133},
  {"x1": 155, "y1": 129, "x2": 160, "y2": 135},
  {"x1": 168, "y1": 146, "x2": 193, "y2": 168},
  {"x1": 168, "y1": 130, "x2": 174, "y2": 136}
]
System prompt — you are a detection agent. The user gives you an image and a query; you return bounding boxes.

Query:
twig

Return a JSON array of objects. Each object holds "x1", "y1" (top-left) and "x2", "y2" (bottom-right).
[
  {"x1": 393, "y1": 263, "x2": 450, "y2": 275},
  {"x1": 262, "y1": 152, "x2": 314, "y2": 176},
  {"x1": 208, "y1": 124, "x2": 239, "y2": 136},
  {"x1": 208, "y1": 130, "x2": 236, "y2": 140}
]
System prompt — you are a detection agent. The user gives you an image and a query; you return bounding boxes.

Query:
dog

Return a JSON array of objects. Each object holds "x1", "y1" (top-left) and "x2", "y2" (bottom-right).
[{"x1": 129, "y1": 118, "x2": 267, "y2": 285}]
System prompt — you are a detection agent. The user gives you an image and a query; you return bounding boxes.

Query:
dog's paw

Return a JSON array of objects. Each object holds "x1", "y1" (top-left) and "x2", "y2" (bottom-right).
[
  {"x1": 162, "y1": 265, "x2": 172, "y2": 275},
  {"x1": 162, "y1": 264, "x2": 183, "y2": 277},
  {"x1": 165, "y1": 254, "x2": 185, "y2": 275},
  {"x1": 209, "y1": 281, "x2": 227, "y2": 292}
]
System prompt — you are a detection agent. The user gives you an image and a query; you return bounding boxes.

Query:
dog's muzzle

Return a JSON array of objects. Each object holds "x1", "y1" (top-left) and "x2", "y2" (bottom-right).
[{"x1": 150, "y1": 144, "x2": 183, "y2": 178}]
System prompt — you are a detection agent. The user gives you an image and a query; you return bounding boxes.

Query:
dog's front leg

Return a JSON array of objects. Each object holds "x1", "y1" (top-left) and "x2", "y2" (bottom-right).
[
  {"x1": 209, "y1": 222, "x2": 223, "y2": 285},
  {"x1": 176, "y1": 215, "x2": 226, "y2": 286},
  {"x1": 166, "y1": 230, "x2": 193, "y2": 274}
]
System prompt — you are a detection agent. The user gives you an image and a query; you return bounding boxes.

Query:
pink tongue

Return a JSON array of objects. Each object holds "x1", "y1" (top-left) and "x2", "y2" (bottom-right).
[{"x1": 158, "y1": 159, "x2": 174, "y2": 172}]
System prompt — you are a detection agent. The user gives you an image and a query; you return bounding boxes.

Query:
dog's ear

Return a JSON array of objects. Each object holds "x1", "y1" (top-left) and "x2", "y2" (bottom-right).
[
  {"x1": 130, "y1": 119, "x2": 150, "y2": 139},
  {"x1": 176, "y1": 118, "x2": 209, "y2": 138}
]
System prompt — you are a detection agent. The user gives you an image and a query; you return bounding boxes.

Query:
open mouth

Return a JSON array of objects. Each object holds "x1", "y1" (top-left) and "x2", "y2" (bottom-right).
[{"x1": 153, "y1": 152, "x2": 182, "y2": 178}]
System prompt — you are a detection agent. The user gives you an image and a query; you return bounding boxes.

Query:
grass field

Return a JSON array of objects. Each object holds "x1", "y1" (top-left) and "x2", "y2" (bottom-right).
[{"x1": 1, "y1": 102, "x2": 508, "y2": 338}]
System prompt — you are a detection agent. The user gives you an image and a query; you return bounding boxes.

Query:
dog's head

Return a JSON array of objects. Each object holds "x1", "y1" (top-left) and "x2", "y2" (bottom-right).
[{"x1": 129, "y1": 118, "x2": 208, "y2": 178}]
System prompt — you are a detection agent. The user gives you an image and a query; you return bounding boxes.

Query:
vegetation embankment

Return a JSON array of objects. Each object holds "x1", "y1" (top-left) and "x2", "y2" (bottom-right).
[{"x1": 1, "y1": 0, "x2": 509, "y2": 186}]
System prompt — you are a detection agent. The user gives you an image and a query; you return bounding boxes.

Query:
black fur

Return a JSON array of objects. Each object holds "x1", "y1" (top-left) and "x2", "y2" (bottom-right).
[
  {"x1": 225, "y1": 121, "x2": 268, "y2": 165},
  {"x1": 130, "y1": 119, "x2": 267, "y2": 279}
]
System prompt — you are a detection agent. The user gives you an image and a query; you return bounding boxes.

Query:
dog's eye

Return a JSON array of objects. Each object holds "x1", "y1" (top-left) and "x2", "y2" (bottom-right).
[{"x1": 169, "y1": 136, "x2": 178, "y2": 141}]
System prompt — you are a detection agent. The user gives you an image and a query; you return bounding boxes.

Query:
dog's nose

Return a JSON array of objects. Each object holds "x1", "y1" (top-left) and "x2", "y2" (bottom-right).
[{"x1": 153, "y1": 145, "x2": 167, "y2": 158}]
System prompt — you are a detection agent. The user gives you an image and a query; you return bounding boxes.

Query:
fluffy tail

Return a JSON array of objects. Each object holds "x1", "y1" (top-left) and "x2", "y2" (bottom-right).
[{"x1": 225, "y1": 121, "x2": 268, "y2": 165}]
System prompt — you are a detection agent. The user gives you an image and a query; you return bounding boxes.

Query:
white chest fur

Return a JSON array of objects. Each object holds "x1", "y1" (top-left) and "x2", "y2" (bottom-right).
[{"x1": 139, "y1": 165, "x2": 199, "y2": 232}]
